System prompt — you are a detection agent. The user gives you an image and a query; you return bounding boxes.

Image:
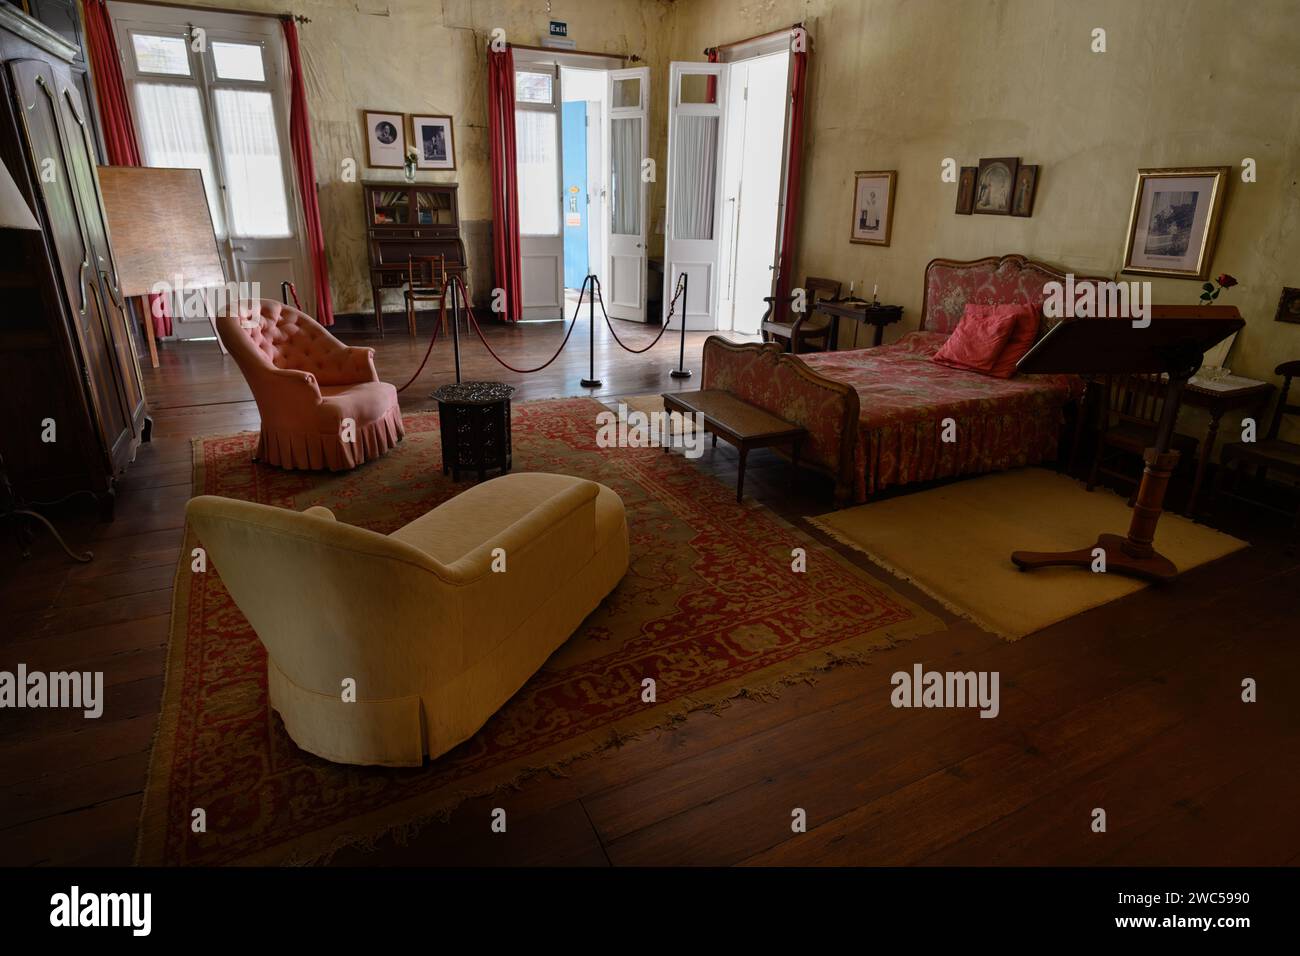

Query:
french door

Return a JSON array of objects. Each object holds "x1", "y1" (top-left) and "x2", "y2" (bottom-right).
[
  {"x1": 663, "y1": 62, "x2": 728, "y2": 330},
  {"x1": 605, "y1": 66, "x2": 648, "y2": 321},
  {"x1": 110, "y1": 2, "x2": 305, "y2": 331},
  {"x1": 514, "y1": 62, "x2": 565, "y2": 320}
]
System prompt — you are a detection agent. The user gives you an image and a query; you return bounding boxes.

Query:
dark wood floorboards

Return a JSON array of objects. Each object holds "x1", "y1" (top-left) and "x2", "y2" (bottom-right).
[{"x1": 2, "y1": 314, "x2": 1297, "y2": 867}]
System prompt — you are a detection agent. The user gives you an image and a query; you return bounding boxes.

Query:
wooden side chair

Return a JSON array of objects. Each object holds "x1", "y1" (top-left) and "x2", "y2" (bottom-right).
[
  {"x1": 1213, "y1": 359, "x2": 1300, "y2": 525},
  {"x1": 1087, "y1": 373, "x2": 1198, "y2": 504},
  {"x1": 760, "y1": 276, "x2": 842, "y2": 354},
  {"x1": 403, "y1": 254, "x2": 457, "y2": 337}
]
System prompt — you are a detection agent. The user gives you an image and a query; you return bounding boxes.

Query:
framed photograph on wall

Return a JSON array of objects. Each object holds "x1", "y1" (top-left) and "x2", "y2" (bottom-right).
[
  {"x1": 411, "y1": 115, "x2": 456, "y2": 170},
  {"x1": 1010, "y1": 164, "x2": 1039, "y2": 217},
  {"x1": 955, "y1": 166, "x2": 976, "y2": 215},
  {"x1": 1275, "y1": 287, "x2": 1300, "y2": 325},
  {"x1": 850, "y1": 170, "x2": 896, "y2": 245},
  {"x1": 1121, "y1": 166, "x2": 1230, "y2": 280},
  {"x1": 362, "y1": 109, "x2": 405, "y2": 168},
  {"x1": 973, "y1": 157, "x2": 1019, "y2": 215}
]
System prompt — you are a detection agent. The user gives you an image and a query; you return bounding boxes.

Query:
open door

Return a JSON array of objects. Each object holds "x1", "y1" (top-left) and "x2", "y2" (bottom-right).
[
  {"x1": 663, "y1": 61, "x2": 727, "y2": 330},
  {"x1": 605, "y1": 66, "x2": 649, "y2": 321},
  {"x1": 514, "y1": 62, "x2": 565, "y2": 319}
]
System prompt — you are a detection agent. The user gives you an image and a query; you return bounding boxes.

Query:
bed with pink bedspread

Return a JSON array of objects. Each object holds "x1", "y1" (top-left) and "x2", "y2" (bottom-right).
[{"x1": 700, "y1": 254, "x2": 1109, "y2": 503}]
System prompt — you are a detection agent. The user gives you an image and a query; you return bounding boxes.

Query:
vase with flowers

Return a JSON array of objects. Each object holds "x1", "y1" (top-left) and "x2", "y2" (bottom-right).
[{"x1": 403, "y1": 146, "x2": 418, "y2": 183}]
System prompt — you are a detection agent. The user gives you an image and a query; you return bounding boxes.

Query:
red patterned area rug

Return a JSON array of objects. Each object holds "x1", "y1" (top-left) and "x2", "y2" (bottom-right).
[{"x1": 138, "y1": 397, "x2": 942, "y2": 864}]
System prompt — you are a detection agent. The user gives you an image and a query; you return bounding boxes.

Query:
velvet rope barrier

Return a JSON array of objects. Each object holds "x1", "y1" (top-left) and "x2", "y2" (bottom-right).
[
  {"x1": 394, "y1": 304, "x2": 443, "y2": 393},
  {"x1": 458, "y1": 274, "x2": 587, "y2": 375},
  {"x1": 592, "y1": 273, "x2": 685, "y2": 355}
]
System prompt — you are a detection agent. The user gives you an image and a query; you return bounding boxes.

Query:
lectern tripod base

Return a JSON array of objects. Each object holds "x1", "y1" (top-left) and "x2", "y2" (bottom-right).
[{"x1": 1011, "y1": 447, "x2": 1181, "y2": 584}]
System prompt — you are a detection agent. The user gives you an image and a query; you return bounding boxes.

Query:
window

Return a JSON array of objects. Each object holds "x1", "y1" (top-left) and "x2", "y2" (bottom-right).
[
  {"x1": 131, "y1": 33, "x2": 189, "y2": 75},
  {"x1": 516, "y1": 111, "x2": 559, "y2": 235},
  {"x1": 515, "y1": 71, "x2": 554, "y2": 104},
  {"x1": 121, "y1": 24, "x2": 292, "y2": 239},
  {"x1": 212, "y1": 40, "x2": 266, "y2": 81}
]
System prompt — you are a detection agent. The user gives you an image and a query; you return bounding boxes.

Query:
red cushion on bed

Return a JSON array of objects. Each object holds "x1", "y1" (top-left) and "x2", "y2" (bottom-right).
[
  {"x1": 986, "y1": 304, "x2": 1041, "y2": 378},
  {"x1": 932, "y1": 305, "x2": 1021, "y2": 374}
]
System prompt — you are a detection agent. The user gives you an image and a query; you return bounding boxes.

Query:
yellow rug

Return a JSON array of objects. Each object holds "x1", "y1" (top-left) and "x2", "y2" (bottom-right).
[{"x1": 808, "y1": 468, "x2": 1249, "y2": 640}]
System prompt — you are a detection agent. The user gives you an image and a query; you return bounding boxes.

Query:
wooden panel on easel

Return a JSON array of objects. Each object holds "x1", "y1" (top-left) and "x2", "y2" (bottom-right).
[{"x1": 96, "y1": 165, "x2": 225, "y2": 297}]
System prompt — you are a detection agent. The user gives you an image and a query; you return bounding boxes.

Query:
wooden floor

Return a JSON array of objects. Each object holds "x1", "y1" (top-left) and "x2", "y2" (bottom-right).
[{"x1": 2, "y1": 314, "x2": 1298, "y2": 867}]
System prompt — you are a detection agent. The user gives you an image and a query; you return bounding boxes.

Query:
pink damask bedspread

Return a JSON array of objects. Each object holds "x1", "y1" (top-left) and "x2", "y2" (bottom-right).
[{"x1": 801, "y1": 331, "x2": 1082, "y2": 501}]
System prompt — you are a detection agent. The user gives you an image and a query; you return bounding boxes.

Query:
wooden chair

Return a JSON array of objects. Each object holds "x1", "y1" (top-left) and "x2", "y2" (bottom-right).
[
  {"x1": 1087, "y1": 373, "x2": 1198, "y2": 504},
  {"x1": 760, "y1": 276, "x2": 842, "y2": 354},
  {"x1": 403, "y1": 254, "x2": 457, "y2": 337},
  {"x1": 1213, "y1": 359, "x2": 1300, "y2": 525}
]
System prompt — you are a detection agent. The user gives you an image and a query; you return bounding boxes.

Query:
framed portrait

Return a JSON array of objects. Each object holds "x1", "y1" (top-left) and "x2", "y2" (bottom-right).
[
  {"x1": 850, "y1": 170, "x2": 896, "y2": 245},
  {"x1": 1010, "y1": 164, "x2": 1039, "y2": 217},
  {"x1": 411, "y1": 115, "x2": 456, "y2": 170},
  {"x1": 973, "y1": 157, "x2": 1019, "y2": 215},
  {"x1": 1275, "y1": 287, "x2": 1300, "y2": 325},
  {"x1": 955, "y1": 166, "x2": 976, "y2": 215},
  {"x1": 1121, "y1": 166, "x2": 1230, "y2": 280},
  {"x1": 362, "y1": 109, "x2": 405, "y2": 168}
]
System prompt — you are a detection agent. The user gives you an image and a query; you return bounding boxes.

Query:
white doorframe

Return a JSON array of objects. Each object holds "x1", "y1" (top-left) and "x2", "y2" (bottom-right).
[
  {"x1": 605, "y1": 66, "x2": 648, "y2": 322},
  {"x1": 663, "y1": 61, "x2": 728, "y2": 332},
  {"x1": 513, "y1": 59, "x2": 565, "y2": 320}
]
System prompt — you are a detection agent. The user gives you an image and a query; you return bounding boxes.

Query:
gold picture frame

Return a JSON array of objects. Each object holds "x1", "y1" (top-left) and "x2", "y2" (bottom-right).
[
  {"x1": 849, "y1": 170, "x2": 896, "y2": 246},
  {"x1": 1121, "y1": 166, "x2": 1230, "y2": 280}
]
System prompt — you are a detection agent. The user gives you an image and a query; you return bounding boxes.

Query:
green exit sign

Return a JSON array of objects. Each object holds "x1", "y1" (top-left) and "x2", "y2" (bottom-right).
[{"x1": 549, "y1": 20, "x2": 568, "y2": 37}]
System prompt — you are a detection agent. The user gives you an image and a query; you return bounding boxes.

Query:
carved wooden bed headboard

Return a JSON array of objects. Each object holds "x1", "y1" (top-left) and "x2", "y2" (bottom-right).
[{"x1": 920, "y1": 254, "x2": 1113, "y2": 335}]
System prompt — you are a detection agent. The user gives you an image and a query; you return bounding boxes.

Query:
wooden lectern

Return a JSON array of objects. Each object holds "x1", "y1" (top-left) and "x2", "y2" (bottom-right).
[{"x1": 1010, "y1": 305, "x2": 1244, "y2": 583}]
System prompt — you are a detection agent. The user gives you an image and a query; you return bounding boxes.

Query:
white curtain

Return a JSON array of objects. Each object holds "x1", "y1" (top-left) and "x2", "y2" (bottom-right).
[
  {"x1": 672, "y1": 115, "x2": 718, "y2": 240},
  {"x1": 134, "y1": 82, "x2": 225, "y2": 236},
  {"x1": 611, "y1": 116, "x2": 640, "y2": 236},
  {"x1": 515, "y1": 110, "x2": 559, "y2": 235},
  {"x1": 213, "y1": 88, "x2": 291, "y2": 238}
]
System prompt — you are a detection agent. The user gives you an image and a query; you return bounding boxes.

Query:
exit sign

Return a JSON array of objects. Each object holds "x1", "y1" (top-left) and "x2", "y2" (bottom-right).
[{"x1": 549, "y1": 20, "x2": 568, "y2": 37}]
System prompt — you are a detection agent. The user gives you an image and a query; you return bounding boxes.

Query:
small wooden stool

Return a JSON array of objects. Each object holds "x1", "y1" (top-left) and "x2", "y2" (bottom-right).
[{"x1": 662, "y1": 390, "x2": 807, "y2": 502}]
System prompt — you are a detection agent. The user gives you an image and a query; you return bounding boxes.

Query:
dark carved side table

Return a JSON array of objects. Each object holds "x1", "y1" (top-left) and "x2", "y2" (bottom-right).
[{"x1": 432, "y1": 381, "x2": 515, "y2": 481}]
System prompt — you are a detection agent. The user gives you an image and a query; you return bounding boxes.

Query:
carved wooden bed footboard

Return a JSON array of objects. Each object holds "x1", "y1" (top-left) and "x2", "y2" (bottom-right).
[{"x1": 700, "y1": 336, "x2": 861, "y2": 503}]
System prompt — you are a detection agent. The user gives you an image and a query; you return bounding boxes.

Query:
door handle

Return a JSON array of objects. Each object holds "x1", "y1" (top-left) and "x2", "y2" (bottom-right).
[
  {"x1": 100, "y1": 269, "x2": 122, "y2": 308},
  {"x1": 76, "y1": 260, "x2": 88, "y2": 314},
  {"x1": 230, "y1": 244, "x2": 247, "y2": 252}
]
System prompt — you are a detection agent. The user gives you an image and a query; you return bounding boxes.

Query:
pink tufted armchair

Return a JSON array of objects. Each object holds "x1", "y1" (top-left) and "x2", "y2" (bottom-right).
[{"x1": 217, "y1": 299, "x2": 405, "y2": 470}]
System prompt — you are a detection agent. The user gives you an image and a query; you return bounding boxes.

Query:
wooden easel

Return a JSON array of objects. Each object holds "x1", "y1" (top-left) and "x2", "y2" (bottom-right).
[
  {"x1": 1010, "y1": 305, "x2": 1244, "y2": 584},
  {"x1": 97, "y1": 167, "x2": 229, "y2": 368}
]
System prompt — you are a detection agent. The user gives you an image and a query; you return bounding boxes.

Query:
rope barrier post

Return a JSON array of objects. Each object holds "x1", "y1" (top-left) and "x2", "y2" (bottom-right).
[
  {"x1": 280, "y1": 281, "x2": 291, "y2": 305},
  {"x1": 669, "y1": 272, "x2": 692, "y2": 379},
  {"x1": 580, "y1": 275, "x2": 602, "y2": 388},
  {"x1": 450, "y1": 280, "x2": 463, "y2": 384}
]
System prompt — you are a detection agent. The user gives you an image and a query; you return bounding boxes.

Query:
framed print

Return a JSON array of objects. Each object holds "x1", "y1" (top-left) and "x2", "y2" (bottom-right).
[
  {"x1": 1276, "y1": 287, "x2": 1300, "y2": 325},
  {"x1": 955, "y1": 166, "x2": 976, "y2": 215},
  {"x1": 973, "y1": 157, "x2": 1019, "y2": 215},
  {"x1": 1010, "y1": 164, "x2": 1039, "y2": 217},
  {"x1": 850, "y1": 170, "x2": 896, "y2": 245},
  {"x1": 411, "y1": 114, "x2": 456, "y2": 170},
  {"x1": 1121, "y1": 166, "x2": 1229, "y2": 280},
  {"x1": 362, "y1": 109, "x2": 405, "y2": 168}
]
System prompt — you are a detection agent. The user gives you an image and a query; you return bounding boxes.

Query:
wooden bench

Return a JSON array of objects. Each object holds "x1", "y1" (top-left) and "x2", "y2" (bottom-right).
[{"x1": 662, "y1": 390, "x2": 808, "y2": 502}]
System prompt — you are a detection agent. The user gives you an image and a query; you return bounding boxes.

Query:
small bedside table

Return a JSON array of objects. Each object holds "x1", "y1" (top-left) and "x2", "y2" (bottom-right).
[{"x1": 814, "y1": 299, "x2": 904, "y2": 349}]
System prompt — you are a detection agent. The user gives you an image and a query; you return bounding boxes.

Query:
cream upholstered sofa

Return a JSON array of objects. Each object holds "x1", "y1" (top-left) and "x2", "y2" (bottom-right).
[{"x1": 186, "y1": 472, "x2": 629, "y2": 767}]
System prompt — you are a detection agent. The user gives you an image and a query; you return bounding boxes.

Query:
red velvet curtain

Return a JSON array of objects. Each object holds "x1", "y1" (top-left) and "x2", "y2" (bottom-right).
[
  {"x1": 487, "y1": 46, "x2": 522, "y2": 322},
  {"x1": 83, "y1": 0, "x2": 172, "y2": 337},
  {"x1": 282, "y1": 18, "x2": 333, "y2": 326},
  {"x1": 775, "y1": 37, "x2": 808, "y2": 324},
  {"x1": 705, "y1": 47, "x2": 718, "y2": 102}
]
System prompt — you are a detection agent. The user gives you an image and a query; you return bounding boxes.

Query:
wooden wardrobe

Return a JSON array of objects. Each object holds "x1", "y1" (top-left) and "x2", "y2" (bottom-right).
[{"x1": 0, "y1": 4, "x2": 146, "y2": 517}]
